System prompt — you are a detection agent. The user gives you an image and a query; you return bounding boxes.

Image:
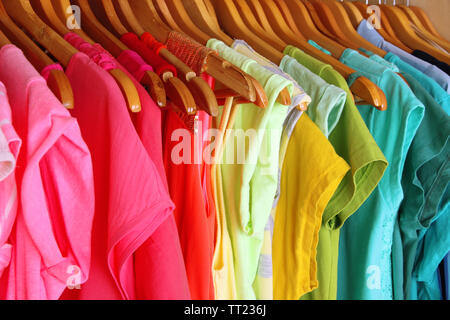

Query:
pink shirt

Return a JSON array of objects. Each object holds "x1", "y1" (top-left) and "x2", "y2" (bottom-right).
[
  {"x1": 60, "y1": 48, "x2": 183, "y2": 300},
  {"x1": 65, "y1": 33, "x2": 190, "y2": 300},
  {"x1": 0, "y1": 82, "x2": 21, "y2": 279},
  {"x1": 0, "y1": 45, "x2": 94, "y2": 300}
]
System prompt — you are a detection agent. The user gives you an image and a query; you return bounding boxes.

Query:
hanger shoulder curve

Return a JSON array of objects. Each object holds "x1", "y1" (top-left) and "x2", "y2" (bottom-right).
[
  {"x1": 114, "y1": 1, "x2": 218, "y2": 115},
  {"x1": 319, "y1": 0, "x2": 387, "y2": 57},
  {"x1": 3, "y1": 0, "x2": 77, "y2": 67},
  {"x1": 114, "y1": 0, "x2": 146, "y2": 36},
  {"x1": 349, "y1": 1, "x2": 409, "y2": 52},
  {"x1": 211, "y1": 0, "x2": 284, "y2": 64},
  {"x1": 232, "y1": 0, "x2": 284, "y2": 49},
  {"x1": 158, "y1": 0, "x2": 210, "y2": 44},
  {"x1": 244, "y1": 0, "x2": 286, "y2": 48},
  {"x1": 399, "y1": 4, "x2": 450, "y2": 51},
  {"x1": 274, "y1": 0, "x2": 346, "y2": 58},
  {"x1": 409, "y1": 5, "x2": 446, "y2": 40},
  {"x1": 140, "y1": 70, "x2": 166, "y2": 108},
  {"x1": 350, "y1": 76, "x2": 387, "y2": 112},
  {"x1": 381, "y1": 5, "x2": 450, "y2": 64},
  {"x1": 109, "y1": 68, "x2": 141, "y2": 113},
  {"x1": 0, "y1": 27, "x2": 10, "y2": 46},
  {"x1": 72, "y1": 0, "x2": 128, "y2": 56},
  {"x1": 46, "y1": 69, "x2": 75, "y2": 109},
  {"x1": 341, "y1": 1, "x2": 363, "y2": 29},
  {"x1": 127, "y1": 0, "x2": 171, "y2": 42},
  {"x1": 164, "y1": 76, "x2": 197, "y2": 115},
  {"x1": 152, "y1": 0, "x2": 183, "y2": 33},
  {"x1": 0, "y1": 2, "x2": 75, "y2": 109},
  {"x1": 182, "y1": 0, "x2": 234, "y2": 45}
]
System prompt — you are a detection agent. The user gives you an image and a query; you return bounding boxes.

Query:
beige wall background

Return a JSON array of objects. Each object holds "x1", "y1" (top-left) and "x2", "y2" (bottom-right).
[{"x1": 351, "y1": 0, "x2": 450, "y2": 41}]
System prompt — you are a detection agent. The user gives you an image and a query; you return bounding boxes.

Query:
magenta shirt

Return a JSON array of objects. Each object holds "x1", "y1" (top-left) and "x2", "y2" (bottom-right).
[
  {"x1": 0, "y1": 81, "x2": 21, "y2": 279},
  {"x1": 0, "y1": 45, "x2": 95, "y2": 300}
]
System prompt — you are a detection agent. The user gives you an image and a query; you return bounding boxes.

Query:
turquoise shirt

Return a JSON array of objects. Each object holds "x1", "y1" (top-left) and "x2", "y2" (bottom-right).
[{"x1": 337, "y1": 49, "x2": 425, "y2": 300}]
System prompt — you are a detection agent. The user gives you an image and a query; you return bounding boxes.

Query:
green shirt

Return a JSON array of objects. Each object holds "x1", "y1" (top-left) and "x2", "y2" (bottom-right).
[
  {"x1": 284, "y1": 45, "x2": 387, "y2": 300},
  {"x1": 207, "y1": 39, "x2": 293, "y2": 299}
]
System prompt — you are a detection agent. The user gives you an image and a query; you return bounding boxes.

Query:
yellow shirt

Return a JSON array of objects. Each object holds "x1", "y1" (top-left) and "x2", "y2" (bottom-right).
[{"x1": 273, "y1": 114, "x2": 350, "y2": 300}]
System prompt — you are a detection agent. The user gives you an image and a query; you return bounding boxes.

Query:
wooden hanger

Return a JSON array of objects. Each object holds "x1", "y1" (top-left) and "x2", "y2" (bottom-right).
[
  {"x1": 181, "y1": 0, "x2": 234, "y2": 45},
  {"x1": 39, "y1": 0, "x2": 166, "y2": 106},
  {"x1": 409, "y1": 5, "x2": 447, "y2": 40},
  {"x1": 153, "y1": 0, "x2": 184, "y2": 33},
  {"x1": 322, "y1": 1, "x2": 409, "y2": 86},
  {"x1": 155, "y1": 0, "x2": 291, "y2": 108},
  {"x1": 341, "y1": 0, "x2": 363, "y2": 29},
  {"x1": 0, "y1": 0, "x2": 74, "y2": 109},
  {"x1": 3, "y1": 0, "x2": 77, "y2": 66},
  {"x1": 207, "y1": 0, "x2": 280, "y2": 46},
  {"x1": 6, "y1": 0, "x2": 143, "y2": 113},
  {"x1": 50, "y1": 0, "x2": 166, "y2": 108},
  {"x1": 300, "y1": 0, "x2": 335, "y2": 40},
  {"x1": 259, "y1": 0, "x2": 388, "y2": 109},
  {"x1": 158, "y1": 0, "x2": 210, "y2": 44},
  {"x1": 210, "y1": 0, "x2": 285, "y2": 64},
  {"x1": 129, "y1": 0, "x2": 255, "y2": 105},
  {"x1": 137, "y1": 1, "x2": 269, "y2": 110},
  {"x1": 121, "y1": 0, "x2": 250, "y2": 115},
  {"x1": 277, "y1": 0, "x2": 346, "y2": 58},
  {"x1": 0, "y1": 0, "x2": 75, "y2": 109},
  {"x1": 302, "y1": 0, "x2": 359, "y2": 50},
  {"x1": 398, "y1": 4, "x2": 450, "y2": 52},
  {"x1": 58, "y1": 0, "x2": 184, "y2": 111},
  {"x1": 0, "y1": 26, "x2": 9, "y2": 46},
  {"x1": 346, "y1": 1, "x2": 411, "y2": 52},
  {"x1": 128, "y1": 0, "x2": 270, "y2": 109},
  {"x1": 243, "y1": 0, "x2": 287, "y2": 46},
  {"x1": 32, "y1": 0, "x2": 95, "y2": 43},
  {"x1": 176, "y1": 0, "x2": 288, "y2": 108},
  {"x1": 98, "y1": 0, "x2": 219, "y2": 116},
  {"x1": 380, "y1": 5, "x2": 450, "y2": 65},
  {"x1": 312, "y1": 0, "x2": 388, "y2": 57},
  {"x1": 213, "y1": 0, "x2": 387, "y2": 110},
  {"x1": 15, "y1": 0, "x2": 141, "y2": 113}
]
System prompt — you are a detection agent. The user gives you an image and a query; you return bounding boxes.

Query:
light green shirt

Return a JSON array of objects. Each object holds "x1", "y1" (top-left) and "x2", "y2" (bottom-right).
[{"x1": 207, "y1": 39, "x2": 293, "y2": 299}]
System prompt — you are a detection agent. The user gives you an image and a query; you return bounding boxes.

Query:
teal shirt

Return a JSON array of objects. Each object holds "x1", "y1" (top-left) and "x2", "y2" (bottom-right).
[
  {"x1": 394, "y1": 73, "x2": 450, "y2": 300},
  {"x1": 337, "y1": 49, "x2": 425, "y2": 300},
  {"x1": 355, "y1": 50, "x2": 449, "y2": 115},
  {"x1": 349, "y1": 50, "x2": 450, "y2": 299},
  {"x1": 384, "y1": 52, "x2": 450, "y2": 115}
]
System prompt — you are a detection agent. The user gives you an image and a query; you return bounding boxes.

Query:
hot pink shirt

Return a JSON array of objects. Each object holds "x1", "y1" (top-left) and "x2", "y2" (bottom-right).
[
  {"x1": 64, "y1": 33, "x2": 190, "y2": 300},
  {"x1": 0, "y1": 82, "x2": 21, "y2": 279},
  {"x1": 0, "y1": 45, "x2": 94, "y2": 300},
  {"x1": 60, "y1": 48, "x2": 184, "y2": 300}
]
